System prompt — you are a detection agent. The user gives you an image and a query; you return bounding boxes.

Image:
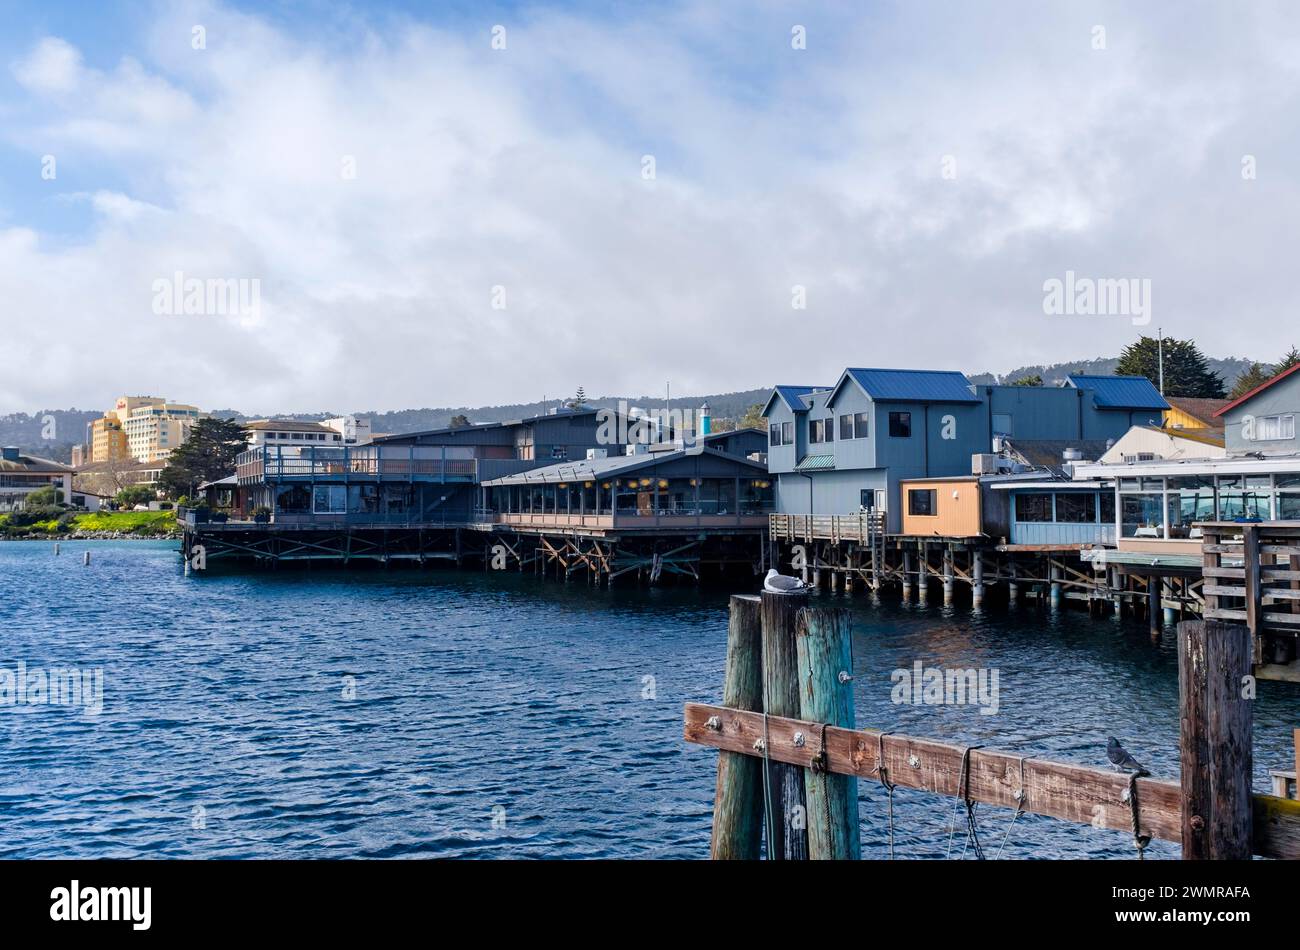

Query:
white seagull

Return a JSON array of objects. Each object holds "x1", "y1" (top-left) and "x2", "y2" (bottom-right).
[{"x1": 764, "y1": 568, "x2": 810, "y2": 595}]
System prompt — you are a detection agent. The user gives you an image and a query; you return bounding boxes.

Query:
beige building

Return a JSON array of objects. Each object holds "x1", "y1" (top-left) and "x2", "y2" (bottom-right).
[{"x1": 94, "y1": 396, "x2": 203, "y2": 463}]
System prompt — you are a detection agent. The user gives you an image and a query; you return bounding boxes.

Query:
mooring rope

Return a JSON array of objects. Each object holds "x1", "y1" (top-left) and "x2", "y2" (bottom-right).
[
  {"x1": 874, "y1": 730, "x2": 897, "y2": 859},
  {"x1": 946, "y1": 744, "x2": 985, "y2": 860},
  {"x1": 1127, "y1": 769, "x2": 1152, "y2": 861},
  {"x1": 994, "y1": 755, "x2": 1028, "y2": 859}
]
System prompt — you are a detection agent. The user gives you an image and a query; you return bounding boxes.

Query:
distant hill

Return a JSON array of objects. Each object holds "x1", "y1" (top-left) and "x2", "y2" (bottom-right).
[{"x1": 2, "y1": 352, "x2": 1268, "y2": 462}]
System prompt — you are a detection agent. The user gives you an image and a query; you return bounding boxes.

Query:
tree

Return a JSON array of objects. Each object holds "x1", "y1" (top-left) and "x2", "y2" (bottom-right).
[
  {"x1": 25, "y1": 485, "x2": 61, "y2": 506},
  {"x1": 1010, "y1": 374, "x2": 1043, "y2": 387},
  {"x1": 1115, "y1": 336, "x2": 1225, "y2": 398},
  {"x1": 448, "y1": 414, "x2": 471, "y2": 429},
  {"x1": 566, "y1": 386, "x2": 588, "y2": 409},
  {"x1": 1230, "y1": 362, "x2": 1273, "y2": 399},
  {"x1": 736, "y1": 403, "x2": 766, "y2": 429},
  {"x1": 115, "y1": 484, "x2": 156, "y2": 508},
  {"x1": 1273, "y1": 345, "x2": 1300, "y2": 375},
  {"x1": 158, "y1": 417, "x2": 249, "y2": 498}
]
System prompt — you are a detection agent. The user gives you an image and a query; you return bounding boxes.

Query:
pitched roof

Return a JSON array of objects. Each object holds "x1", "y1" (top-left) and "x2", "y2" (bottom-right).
[
  {"x1": 837, "y1": 368, "x2": 979, "y2": 404},
  {"x1": 373, "y1": 407, "x2": 604, "y2": 443},
  {"x1": 1139, "y1": 425, "x2": 1225, "y2": 448},
  {"x1": 1066, "y1": 374, "x2": 1170, "y2": 410},
  {"x1": 1164, "y1": 396, "x2": 1231, "y2": 425},
  {"x1": 0, "y1": 453, "x2": 72, "y2": 474},
  {"x1": 1214, "y1": 362, "x2": 1300, "y2": 417},
  {"x1": 1003, "y1": 438, "x2": 1113, "y2": 472},
  {"x1": 245, "y1": 419, "x2": 333, "y2": 433},
  {"x1": 763, "y1": 386, "x2": 829, "y2": 416},
  {"x1": 480, "y1": 445, "x2": 766, "y2": 486}
]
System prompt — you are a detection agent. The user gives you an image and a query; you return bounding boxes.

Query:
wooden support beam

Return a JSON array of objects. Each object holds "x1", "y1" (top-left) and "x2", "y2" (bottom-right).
[
  {"x1": 1178, "y1": 620, "x2": 1253, "y2": 860},
  {"x1": 795, "y1": 607, "x2": 859, "y2": 860},
  {"x1": 760, "y1": 590, "x2": 809, "y2": 860},
  {"x1": 711, "y1": 595, "x2": 764, "y2": 859},
  {"x1": 684, "y1": 702, "x2": 1300, "y2": 859}
]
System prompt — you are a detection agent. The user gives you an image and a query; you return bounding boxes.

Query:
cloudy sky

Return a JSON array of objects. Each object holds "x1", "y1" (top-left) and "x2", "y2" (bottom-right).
[{"x1": 1, "y1": 0, "x2": 1297, "y2": 414}]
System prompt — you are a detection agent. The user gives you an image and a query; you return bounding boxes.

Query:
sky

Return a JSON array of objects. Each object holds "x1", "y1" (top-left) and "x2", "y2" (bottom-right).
[{"x1": 2, "y1": 0, "x2": 1299, "y2": 414}]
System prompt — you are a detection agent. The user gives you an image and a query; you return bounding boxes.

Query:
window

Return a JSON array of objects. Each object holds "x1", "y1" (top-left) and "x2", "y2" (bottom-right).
[
  {"x1": 552, "y1": 446, "x2": 568, "y2": 460},
  {"x1": 888, "y1": 412, "x2": 911, "y2": 438},
  {"x1": 854, "y1": 412, "x2": 869, "y2": 438},
  {"x1": 840, "y1": 414, "x2": 854, "y2": 440},
  {"x1": 769, "y1": 424, "x2": 782, "y2": 447},
  {"x1": 907, "y1": 488, "x2": 937, "y2": 516},
  {"x1": 781, "y1": 421, "x2": 793, "y2": 444},
  {"x1": 1255, "y1": 414, "x2": 1295, "y2": 441},
  {"x1": 1055, "y1": 493, "x2": 1096, "y2": 523},
  {"x1": 312, "y1": 484, "x2": 346, "y2": 513},
  {"x1": 823, "y1": 419, "x2": 833, "y2": 443},
  {"x1": 1016, "y1": 493, "x2": 1053, "y2": 522},
  {"x1": 810, "y1": 420, "x2": 823, "y2": 444},
  {"x1": 992, "y1": 412, "x2": 1013, "y2": 435},
  {"x1": 860, "y1": 489, "x2": 874, "y2": 509}
]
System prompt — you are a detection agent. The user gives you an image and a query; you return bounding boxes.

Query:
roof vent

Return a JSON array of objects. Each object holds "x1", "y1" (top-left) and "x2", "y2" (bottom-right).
[{"x1": 1062, "y1": 447, "x2": 1084, "y2": 462}]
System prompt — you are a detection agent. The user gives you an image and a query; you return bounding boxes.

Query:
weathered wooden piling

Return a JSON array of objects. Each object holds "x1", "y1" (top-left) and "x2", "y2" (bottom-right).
[
  {"x1": 1178, "y1": 619, "x2": 1253, "y2": 859},
  {"x1": 942, "y1": 548, "x2": 954, "y2": 606},
  {"x1": 1148, "y1": 576, "x2": 1161, "y2": 640},
  {"x1": 710, "y1": 594, "x2": 764, "y2": 859},
  {"x1": 901, "y1": 551, "x2": 913, "y2": 600},
  {"x1": 760, "y1": 589, "x2": 810, "y2": 860},
  {"x1": 971, "y1": 553, "x2": 984, "y2": 608},
  {"x1": 795, "y1": 607, "x2": 860, "y2": 860},
  {"x1": 1049, "y1": 564, "x2": 1061, "y2": 610}
]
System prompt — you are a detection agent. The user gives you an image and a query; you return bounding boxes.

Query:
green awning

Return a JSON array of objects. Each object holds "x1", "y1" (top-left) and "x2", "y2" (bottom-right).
[{"x1": 796, "y1": 454, "x2": 835, "y2": 471}]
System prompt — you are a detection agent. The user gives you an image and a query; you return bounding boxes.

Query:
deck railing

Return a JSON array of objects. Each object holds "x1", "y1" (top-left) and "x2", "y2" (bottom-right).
[{"x1": 768, "y1": 511, "x2": 887, "y2": 544}]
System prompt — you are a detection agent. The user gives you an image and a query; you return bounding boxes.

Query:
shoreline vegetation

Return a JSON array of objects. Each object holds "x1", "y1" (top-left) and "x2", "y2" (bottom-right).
[{"x1": 0, "y1": 510, "x2": 178, "y2": 540}]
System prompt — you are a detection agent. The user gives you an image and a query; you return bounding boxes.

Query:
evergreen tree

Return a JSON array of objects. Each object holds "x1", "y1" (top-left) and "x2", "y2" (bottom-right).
[
  {"x1": 1273, "y1": 345, "x2": 1300, "y2": 375},
  {"x1": 448, "y1": 414, "x2": 471, "y2": 428},
  {"x1": 566, "y1": 387, "x2": 588, "y2": 410},
  {"x1": 1115, "y1": 336, "x2": 1225, "y2": 398},
  {"x1": 1010, "y1": 374, "x2": 1043, "y2": 387},
  {"x1": 1230, "y1": 362, "x2": 1273, "y2": 399},
  {"x1": 737, "y1": 403, "x2": 766, "y2": 429},
  {"x1": 158, "y1": 418, "x2": 250, "y2": 498}
]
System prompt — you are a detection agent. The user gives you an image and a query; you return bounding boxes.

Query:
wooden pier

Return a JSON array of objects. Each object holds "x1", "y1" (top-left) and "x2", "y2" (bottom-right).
[{"x1": 687, "y1": 594, "x2": 1300, "y2": 860}]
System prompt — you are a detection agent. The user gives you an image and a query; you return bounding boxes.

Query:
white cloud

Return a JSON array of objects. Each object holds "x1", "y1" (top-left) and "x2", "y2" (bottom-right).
[{"x1": 3, "y1": 1, "x2": 1300, "y2": 414}]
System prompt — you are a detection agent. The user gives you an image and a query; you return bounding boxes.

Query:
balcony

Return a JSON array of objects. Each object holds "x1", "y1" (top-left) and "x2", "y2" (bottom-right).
[{"x1": 235, "y1": 446, "x2": 537, "y2": 485}]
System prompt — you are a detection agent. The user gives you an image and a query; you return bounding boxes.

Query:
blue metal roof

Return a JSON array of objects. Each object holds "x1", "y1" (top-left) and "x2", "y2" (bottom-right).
[
  {"x1": 843, "y1": 368, "x2": 978, "y2": 403},
  {"x1": 1066, "y1": 374, "x2": 1169, "y2": 410},
  {"x1": 771, "y1": 385, "x2": 828, "y2": 412}
]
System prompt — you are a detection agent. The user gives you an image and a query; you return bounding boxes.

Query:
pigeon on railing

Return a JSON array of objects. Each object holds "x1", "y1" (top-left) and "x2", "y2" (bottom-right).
[
  {"x1": 764, "y1": 568, "x2": 809, "y2": 595},
  {"x1": 1106, "y1": 737, "x2": 1145, "y2": 772}
]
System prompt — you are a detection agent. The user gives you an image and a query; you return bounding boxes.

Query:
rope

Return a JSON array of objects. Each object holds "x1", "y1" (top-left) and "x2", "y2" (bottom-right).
[
  {"x1": 946, "y1": 745, "x2": 985, "y2": 860},
  {"x1": 994, "y1": 755, "x2": 1028, "y2": 859},
  {"x1": 812, "y1": 721, "x2": 833, "y2": 851},
  {"x1": 874, "y1": 731, "x2": 897, "y2": 859},
  {"x1": 1127, "y1": 769, "x2": 1152, "y2": 861}
]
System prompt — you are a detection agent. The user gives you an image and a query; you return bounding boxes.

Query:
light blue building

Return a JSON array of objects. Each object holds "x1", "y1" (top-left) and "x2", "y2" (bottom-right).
[{"x1": 763, "y1": 368, "x2": 1168, "y2": 531}]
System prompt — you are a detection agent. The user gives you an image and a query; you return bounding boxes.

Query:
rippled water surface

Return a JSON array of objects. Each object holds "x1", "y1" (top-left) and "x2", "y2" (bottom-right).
[{"x1": 1, "y1": 540, "x2": 1295, "y2": 859}]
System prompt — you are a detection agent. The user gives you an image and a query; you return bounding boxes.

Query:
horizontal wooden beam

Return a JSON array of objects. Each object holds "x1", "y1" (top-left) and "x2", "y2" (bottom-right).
[{"x1": 684, "y1": 702, "x2": 1300, "y2": 859}]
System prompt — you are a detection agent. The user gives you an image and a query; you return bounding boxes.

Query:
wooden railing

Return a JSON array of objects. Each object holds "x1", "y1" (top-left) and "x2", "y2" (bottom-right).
[
  {"x1": 1200, "y1": 521, "x2": 1300, "y2": 681},
  {"x1": 768, "y1": 511, "x2": 887, "y2": 544}
]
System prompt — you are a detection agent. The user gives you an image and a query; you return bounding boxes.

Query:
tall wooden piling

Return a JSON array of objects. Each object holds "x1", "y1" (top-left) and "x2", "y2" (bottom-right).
[
  {"x1": 761, "y1": 589, "x2": 810, "y2": 860},
  {"x1": 710, "y1": 594, "x2": 764, "y2": 859},
  {"x1": 795, "y1": 607, "x2": 860, "y2": 859},
  {"x1": 972, "y1": 552, "x2": 984, "y2": 608},
  {"x1": 902, "y1": 551, "x2": 913, "y2": 600},
  {"x1": 1148, "y1": 576, "x2": 1161, "y2": 640},
  {"x1": 942, "y1": 548, "x2": 954, "y2": 606},
  {"x1": 1177, "y1": 620, "x2": 1253, "y2": 860}
]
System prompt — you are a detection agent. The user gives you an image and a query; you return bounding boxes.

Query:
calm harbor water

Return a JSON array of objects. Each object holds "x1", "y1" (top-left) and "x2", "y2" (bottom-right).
[{"x1": 1, "y1": 539, "x2": 1295, "y2": 859}]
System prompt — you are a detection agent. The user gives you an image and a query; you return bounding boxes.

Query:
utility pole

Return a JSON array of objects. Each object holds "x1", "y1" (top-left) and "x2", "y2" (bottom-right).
[{"x1": 1157, "y1": 327, "x2": 1165, "y2": 395}]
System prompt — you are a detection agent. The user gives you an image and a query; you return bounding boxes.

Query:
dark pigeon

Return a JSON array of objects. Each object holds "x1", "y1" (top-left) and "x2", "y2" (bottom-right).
[{"x1": 1107, "y1": 737, "x2": 1145, "y2": 772}]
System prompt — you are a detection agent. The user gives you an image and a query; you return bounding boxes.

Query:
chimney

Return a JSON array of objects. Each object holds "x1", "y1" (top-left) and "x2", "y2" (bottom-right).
[{"x1": 699, "y1": 401, "x2": 712, "y2": 436}]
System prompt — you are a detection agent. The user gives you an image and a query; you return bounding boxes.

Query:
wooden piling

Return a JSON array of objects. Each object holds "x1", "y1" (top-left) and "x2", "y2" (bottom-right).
[
  {"x1": 1148, "y1": 576, "x2": 1160, "y2": 640},
  {"x1": 972, "y1": 552, "x2": 984, "y2": 608},
  {"x1": 942, "y1": 548, "x2": 954, "y2": 606},
  {"x1": 902, "y1": 551, "x2": 913, "y2": 600},
  {"x1": 710, "y1": 594, "x2": 764, "y2": 859},
  {"x1": 795, "y1": 607, "x2": 860, "y2": 860},
  {"x1": 1178, "y1": 619, "x2": 1253, "y2": 860},
  {"x1": 760, "y1": 589, "x2": 810, "y2": 860}
]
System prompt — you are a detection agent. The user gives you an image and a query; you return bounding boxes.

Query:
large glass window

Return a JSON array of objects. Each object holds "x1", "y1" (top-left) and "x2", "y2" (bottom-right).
[
  {"x1": 854, "y1": 412, "x2": 869, "y2": 438},
  {"x1": 769, "y1": 423, "x2": 782, "y2": 447},
  {"x1": 809, "y1": 420, "x2": 823, "y2": 444},
  {"x1": 1055, "y1": 493, "x2": 1096, "y2": 523},
  {"x1": 889, "y1": 412, "x2": 911, "y2": 438},
  {"x1": 1015, "y1": 493, "x2": 1053, "y2": 522},
  {"x1": 1217, "y1": 475, "x2": 1270, "y2": 520},
  {"x1": 992, "y1": 412, "x2": 1013, "y2": 435},
  {"x1": 1256, "y1": 414, "x2": 1295, "y2": 441},
  {"x1": 1166, "y1": 476, "x2": 1214, "y2": 538},
  {"x1": 781, "y1": 421, "x2": 793, "y2": 444},
  {"x1": 907, "y1": 488, "x2": 937, "y2": 516},
  {"x1": 313, "y1": 484, "x2": 347, "y2": 513},
  {"x1": 839, "y1": 414, "x2": 853, "y2": 440},
  {"x1": 1121, "y1": 493, "x2": 1164, "y2": 538}
]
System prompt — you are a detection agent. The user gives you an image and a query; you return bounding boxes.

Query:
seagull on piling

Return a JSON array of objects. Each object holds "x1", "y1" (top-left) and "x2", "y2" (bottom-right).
[
  {"x1": 764, "y1": 568, "x2": 809, "y2": 595},
  {"x1": 1106, "y1": 737, "x2": 1145, "y2": 773}
]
